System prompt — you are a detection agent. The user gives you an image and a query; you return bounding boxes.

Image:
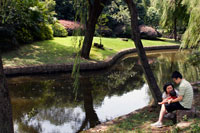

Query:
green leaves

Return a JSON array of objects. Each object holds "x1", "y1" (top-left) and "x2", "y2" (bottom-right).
[
  {"x1": 0, "y1": 0, "x2": 56, "y2": 45},
  {"x1": 0, "y1": 0, "x2": 13, "y2": 25},
  {"x1": 181, "y1": 0, "x2": 200, "y2": 48},
  {"x1": 146, "y1": 7, "x2": 160, "y2": 27}
]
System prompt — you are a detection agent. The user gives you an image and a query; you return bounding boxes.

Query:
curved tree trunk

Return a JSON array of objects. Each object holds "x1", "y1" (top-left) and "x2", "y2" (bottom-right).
[
  {"x1": 124, "y1": 0, "x2": 162, "y2": 103},
  {"x1": 81, "y1": 0, "x2": 108, "y2": 59},
  {"x1": 0, "y1": 54, "x2": 14, "y2": 133}
]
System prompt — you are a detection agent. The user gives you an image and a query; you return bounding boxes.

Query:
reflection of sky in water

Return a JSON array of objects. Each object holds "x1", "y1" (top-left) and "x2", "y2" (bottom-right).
[
  {"x1": 95, "y1": 83, "x2": 150, "y2": 122},
  {"x1": 14, "y1": 84, "x2": 150, "y2": 133},
  {"x1": 14, "y1": 123, "x2": 18, "y2": 133},
  {"x1": 14, "y1": 107, "x2": 85, "y2": 133}
]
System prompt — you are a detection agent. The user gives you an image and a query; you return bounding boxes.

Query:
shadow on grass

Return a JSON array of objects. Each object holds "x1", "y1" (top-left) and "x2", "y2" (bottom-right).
[
  {"x1": 106, "y1": 107, "x2": 159, "y2": 132},
  {"x1": 106, "y1": 106, "x2": 175, "y2": 132},
  {"x1": 2, "y1": 40, "x2": 77, "y2": 66},
  {"x1": 90, "y1": 46, "x2": 117, "y2": 61},
  {"x1": 156, "y1": 38, "x2": 181, "y2": 44}
]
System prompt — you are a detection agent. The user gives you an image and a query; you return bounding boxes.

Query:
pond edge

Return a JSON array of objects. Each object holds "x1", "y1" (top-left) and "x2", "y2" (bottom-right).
[{"x1": 4, "y1": 45, "x2": 180, "y2": 76}]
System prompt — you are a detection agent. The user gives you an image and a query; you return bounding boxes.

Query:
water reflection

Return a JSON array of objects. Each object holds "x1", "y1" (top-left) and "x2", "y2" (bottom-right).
[
  {"x1": 95, "y1": 83, "x2": 150, "y2": 122},
  {"x1": 8, "y1": 50, "x2": 200, "y2": 133},
  {"x1": 77, "y1": 87, "x2": 100, "y2": 133}
]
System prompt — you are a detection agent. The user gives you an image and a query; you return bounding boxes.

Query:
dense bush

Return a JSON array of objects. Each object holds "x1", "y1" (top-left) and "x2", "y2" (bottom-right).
[
  {"x1": 34, "y1": 24, "x2": 54, "y2": 40},
  {"x1": 139, "y1": 25, "x2": 162, "y2": 40},
  {"x1": 0, "y1": 27, "x2": 18, "y2": 51},
  {"x1": 95, "y1": 26, "x2": 112, "y2": 37},
  {"x1": 58, "y1": 20, "x2": 82, "y2": 35},
  {"x1": 16, "y1": 27, "x2": 33, "y2": 43},
  {"x1": 0, "y1": 0, "x2": 56, "y2": 47},
  {"x1": 146, "y1": 7, "x2": 160, "y2": 28},
  {"x1": 52, "y1": 22, "x2": 68, "y2": 37},
  {"x1": 113, "y1": 25, "x2": 132, "y2": 38}
]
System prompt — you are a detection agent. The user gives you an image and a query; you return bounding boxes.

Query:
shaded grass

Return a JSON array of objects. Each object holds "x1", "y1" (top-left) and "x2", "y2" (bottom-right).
[
  {"x1": 2, "y1": 36, "x2": 180, "y2": 67},
  {"x1": 105, "y1": 107, "x2": 174, "y2": 133},
  {"x1": 105, "y1": 109, "x2": 200, "y2": 133},
  {"x1": 3, "y1": 39, "x2": 77, "y2": 67}
]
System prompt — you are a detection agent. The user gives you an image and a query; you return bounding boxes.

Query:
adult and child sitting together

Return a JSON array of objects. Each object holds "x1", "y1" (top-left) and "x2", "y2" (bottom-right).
[{"x1": 151, "y1": 71, "x2": 194, "y2": 128}]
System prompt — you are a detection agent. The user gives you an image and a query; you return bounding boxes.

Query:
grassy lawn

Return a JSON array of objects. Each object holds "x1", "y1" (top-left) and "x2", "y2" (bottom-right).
[
  {"x1": 104, "y1": 107, "x2": 200, "y2": 133},
  {"x1": 104, "y1": 106, "x2": 175, "y2": 133},
  {"x1": 2, "y1": 36, "x2": 180, "y2": 67}
]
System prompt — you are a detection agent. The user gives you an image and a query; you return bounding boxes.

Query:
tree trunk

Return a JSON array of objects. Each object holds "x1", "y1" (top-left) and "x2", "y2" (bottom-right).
[
  {"x1": 124, "y1": 0, "x2": 162, "y2": 103},
  {"x1": 0, "y1": 54, "x2": 14, "y2": 133},
  {"x1": 81, "y1": 0, "x2": 108, "y2": 59}
]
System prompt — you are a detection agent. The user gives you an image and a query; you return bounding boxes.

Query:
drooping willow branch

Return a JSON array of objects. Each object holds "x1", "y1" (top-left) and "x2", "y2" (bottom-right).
[{"x1": 71, "y1": 0, "x2": 89, "y2": 99}]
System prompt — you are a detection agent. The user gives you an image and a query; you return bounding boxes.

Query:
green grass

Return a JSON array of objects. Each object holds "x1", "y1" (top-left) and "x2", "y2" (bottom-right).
[
  {"x1": 105, "y1": 107, "x2": 173, "y2": 133},
  {"x1": 2, "y1": 36, "x2": 180, "y2": 67},
  {"x1": 105, "y1": 107, "x2": 200, "y2": 133}
]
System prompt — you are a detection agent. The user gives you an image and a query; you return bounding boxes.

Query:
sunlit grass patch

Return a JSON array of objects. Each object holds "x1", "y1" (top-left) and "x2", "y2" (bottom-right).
[{"x1": 2, "y1": 36, "x2": 180, "y2": 67}]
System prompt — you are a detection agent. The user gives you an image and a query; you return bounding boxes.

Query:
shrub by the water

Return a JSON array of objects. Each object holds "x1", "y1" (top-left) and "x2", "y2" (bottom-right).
[{"x1": 52, "y1": 22, "x2": 68, "y2": 37}]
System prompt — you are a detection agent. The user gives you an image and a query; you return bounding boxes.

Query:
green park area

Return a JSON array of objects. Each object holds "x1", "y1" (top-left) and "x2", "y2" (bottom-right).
[
  {"x1": 0, "y1": 0, "x2": 200, "y2": 133},
  {"x1": 2, "y1": 37, "x2": 180, "y2": 67}
]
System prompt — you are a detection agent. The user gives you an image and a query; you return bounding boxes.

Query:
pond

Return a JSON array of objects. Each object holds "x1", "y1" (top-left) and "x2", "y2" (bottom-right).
[{"x1": 8, "y1": 49, "x2": 200, "y2": 133}]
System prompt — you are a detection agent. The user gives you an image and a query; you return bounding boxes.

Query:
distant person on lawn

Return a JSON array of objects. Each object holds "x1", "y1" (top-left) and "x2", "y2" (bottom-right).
[{"x1": 151, "y1": 71, "x2": 193, "y2": 128}]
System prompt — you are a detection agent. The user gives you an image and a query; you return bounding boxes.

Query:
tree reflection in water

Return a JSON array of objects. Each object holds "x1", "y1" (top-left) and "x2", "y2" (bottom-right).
[{"x1": 77, "y1": 87, "x2": 100, "y2": 133}]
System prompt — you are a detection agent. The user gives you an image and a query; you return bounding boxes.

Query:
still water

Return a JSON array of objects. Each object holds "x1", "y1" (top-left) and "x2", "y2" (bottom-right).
[{"x1": 8, "y1": 50, "x2": 199, "y2": 133}]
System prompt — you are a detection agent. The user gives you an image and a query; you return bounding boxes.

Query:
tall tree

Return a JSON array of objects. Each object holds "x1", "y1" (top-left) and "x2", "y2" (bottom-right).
[
  {"x1": 0, "y1": 0, "x2": 14, "y2": 132},
  {"x1": 81, "y1": 0, "x2": 109, "y2": 59},
  {"x1": 124, "y1": 0, "x2": 162, "y2": 103},
  {"x1": 78, "y1": 0, "x2": 162, "y2": 102},
  {"x1": 0, "y1": 54, "x2": 14, "y2": 132},
  {"x1": 159, "y1": 0, "x2": 188, "y2": 41}
]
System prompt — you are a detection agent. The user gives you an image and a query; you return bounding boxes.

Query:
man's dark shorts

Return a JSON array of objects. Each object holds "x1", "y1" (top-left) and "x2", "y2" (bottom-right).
[{"x1": 165, "y1": 102, "x2": 190, "y2": 112}]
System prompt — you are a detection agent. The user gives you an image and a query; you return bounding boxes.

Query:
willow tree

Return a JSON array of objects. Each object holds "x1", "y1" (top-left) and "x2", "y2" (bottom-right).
[
  {"x1": 79, "y1": 0, "x2": 162, "y2": 103},
  {"x1": 181, "y1": 0, "x2": 200, "y2": 48},
  {"x1": 160, "y1": 0, "x2": 188, "y2": 41}
]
